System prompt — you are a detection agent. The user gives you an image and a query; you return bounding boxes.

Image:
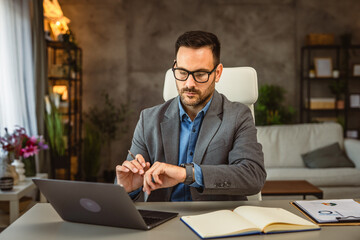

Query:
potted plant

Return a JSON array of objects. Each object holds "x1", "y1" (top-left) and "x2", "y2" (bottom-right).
[
  {"x1": 84, "y1": 91, "x2": 130, "y2": 182},
  {"x1": 82, "y1": 122, "x2": 101, "y2": 182},
  {"x1": 44, "y1": 94, "x2": 67, "y2": 178},
  {"x1": 329, "y1": 80, "x2": 346, "y2": 109},
  {"x1": 255, "y1": 84, "x2": 295, "y2": 126}
]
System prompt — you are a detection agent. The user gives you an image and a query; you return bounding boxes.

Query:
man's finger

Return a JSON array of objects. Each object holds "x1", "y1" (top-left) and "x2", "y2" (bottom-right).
[
  {"x1": 130, "y1": 159, "x2": 145, "y2": 174},
  {"x1": 116, "y1": 164, "x2": 129, "y2": 173},
  {"x1": 152, "y1": 173, "x2": 163, "y2": 185},
  {"x1": 152, "y1": 168, "x2": 163, "y2": 185},
  {"x1": 143, "y1": 174, "x2": 152, "y2": 195},
  {"x1": 144, "y1": 170, "x2": 156, "y2": 190},
  {"x1": 135, "y1": 154, "x2": 146, "y2": 168},
  {"x1": 122, "y1": 160, "x2": 140, "y2": 173}
]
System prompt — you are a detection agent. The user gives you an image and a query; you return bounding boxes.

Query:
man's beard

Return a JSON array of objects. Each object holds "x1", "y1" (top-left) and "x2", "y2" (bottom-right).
[{"x1": 179, "y1": 77, "x2": 215, "y2": 108}]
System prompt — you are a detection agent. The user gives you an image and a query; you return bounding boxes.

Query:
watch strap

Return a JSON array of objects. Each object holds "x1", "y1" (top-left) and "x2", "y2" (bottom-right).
[{"x1": 181, "y1": 163, "x2": 194, "y2": 185}]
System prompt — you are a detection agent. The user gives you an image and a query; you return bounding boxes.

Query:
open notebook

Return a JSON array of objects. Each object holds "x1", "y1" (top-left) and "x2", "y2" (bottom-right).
[{"x1": 181, "y1": 205, "x2": 320, "y2": 239}]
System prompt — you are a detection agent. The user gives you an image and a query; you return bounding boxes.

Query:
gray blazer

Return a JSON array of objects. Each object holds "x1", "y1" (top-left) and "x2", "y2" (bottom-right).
[{"x1": 128, "y1": 90, "x2": 266, "y2": 201}]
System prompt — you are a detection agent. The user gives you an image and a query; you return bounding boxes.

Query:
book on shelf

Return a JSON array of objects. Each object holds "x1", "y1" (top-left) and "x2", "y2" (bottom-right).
[
  {"x1": 307, "y1": 98, "x2": 336, "y2": 109},
  {"x1": 180, "y1": 206, "x2": 320, "y2": 239},
  {"x1": 292, "y1": 199, "x2": 360, "y2": 226}
]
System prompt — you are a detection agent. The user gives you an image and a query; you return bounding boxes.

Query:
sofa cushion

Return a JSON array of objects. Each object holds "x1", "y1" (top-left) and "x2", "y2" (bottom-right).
[
  {"x1": 302, "y1": 142, "x2": 355, "y2": 168},
  {"x1": 266, "y1": 168, "x2": 360, "y2": 187},
  {"x1": 257, "y1": 123, "x2": 343, "y2": 168}
]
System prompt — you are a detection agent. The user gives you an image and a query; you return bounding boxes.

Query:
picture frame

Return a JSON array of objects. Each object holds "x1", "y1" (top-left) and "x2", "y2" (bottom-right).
[
  {"x1": 349, "y1": 93, "x2": 360, "y2": 108},
  {"x1": 346, "y1": 129, "x2": 359, "y2": 139},
  {"x1": 353, "y1": 64, "x2": 360, "y2": 77},
  {"x1": 314, "y1": 58, "x2": 333, "y2": 78}
]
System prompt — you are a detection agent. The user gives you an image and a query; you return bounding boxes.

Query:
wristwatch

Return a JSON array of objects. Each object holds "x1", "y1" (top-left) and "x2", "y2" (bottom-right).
[{"x1": 180, "y1": 163, "x2": 194, "y2": 185}]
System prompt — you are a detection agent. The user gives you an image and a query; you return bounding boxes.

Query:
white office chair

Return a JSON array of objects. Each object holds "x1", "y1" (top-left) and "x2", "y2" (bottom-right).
[{"x1": 163, "y1": 66, "x2": 262, "y2": 201}]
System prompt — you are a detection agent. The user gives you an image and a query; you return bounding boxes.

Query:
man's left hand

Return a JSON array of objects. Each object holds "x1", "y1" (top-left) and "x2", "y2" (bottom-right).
[{"x1": 143, "y1": 162, "x2": 186, "y2": 195}]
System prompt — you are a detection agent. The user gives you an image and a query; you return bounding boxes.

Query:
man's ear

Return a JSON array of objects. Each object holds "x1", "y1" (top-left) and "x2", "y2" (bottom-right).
[{"x1": 215, "y1": 63, "x2": 223, "y2": 83}]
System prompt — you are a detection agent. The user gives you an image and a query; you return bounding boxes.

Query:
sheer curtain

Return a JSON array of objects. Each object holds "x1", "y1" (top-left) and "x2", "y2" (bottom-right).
[{"x1": 0, "y1": 0, "x2": 38, "y2": 137}]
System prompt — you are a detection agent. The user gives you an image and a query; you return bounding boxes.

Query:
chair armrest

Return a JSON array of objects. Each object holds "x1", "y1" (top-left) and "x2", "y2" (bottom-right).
[{"x1": 344, "y1": 138, "x2": 360, "y2": 168}]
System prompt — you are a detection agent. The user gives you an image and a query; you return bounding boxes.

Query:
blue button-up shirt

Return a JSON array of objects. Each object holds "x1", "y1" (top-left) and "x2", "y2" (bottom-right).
[{"x1": 170, "y1": 96, "x2": 212, "y2": 201}]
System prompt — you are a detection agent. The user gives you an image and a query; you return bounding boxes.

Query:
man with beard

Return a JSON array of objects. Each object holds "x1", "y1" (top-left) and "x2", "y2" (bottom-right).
[{"x1": 116, "y1": 31, "x2": 266, "y2": 201}]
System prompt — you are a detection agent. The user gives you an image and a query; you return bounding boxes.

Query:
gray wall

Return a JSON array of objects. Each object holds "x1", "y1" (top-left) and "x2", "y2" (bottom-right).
[{"x1": 60, "y1": 0, "x2": 360, "y2": 172}]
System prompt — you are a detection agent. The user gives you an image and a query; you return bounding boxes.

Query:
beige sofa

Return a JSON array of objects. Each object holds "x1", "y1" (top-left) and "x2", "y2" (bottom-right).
[{"x1": 257, "y1": 123, "x2": 360, "y2": 199}]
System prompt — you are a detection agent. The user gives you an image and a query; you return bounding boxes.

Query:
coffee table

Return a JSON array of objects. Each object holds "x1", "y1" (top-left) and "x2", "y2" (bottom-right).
[{"x1": 261, "y1": 180, "x2": 323, "y2": 199}]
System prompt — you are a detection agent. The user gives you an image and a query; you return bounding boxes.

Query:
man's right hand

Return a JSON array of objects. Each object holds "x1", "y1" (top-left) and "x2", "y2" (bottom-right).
[{"x1": 116, "y1": 154, "x2": 150, "y2": 193}]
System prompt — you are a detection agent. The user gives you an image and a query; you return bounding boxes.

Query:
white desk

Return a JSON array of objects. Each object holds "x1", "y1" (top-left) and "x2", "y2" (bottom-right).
[
  {"x1": 0, "y1": 200, "x2": 359, "y2": 239},
  {"x1": 0, "y1": 173, "x2": 47, "y2": 223}
]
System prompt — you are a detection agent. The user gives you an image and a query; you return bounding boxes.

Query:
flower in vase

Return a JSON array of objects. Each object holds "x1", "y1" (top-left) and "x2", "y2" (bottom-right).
[
  {"x1": 0, "y1": 126, "x2": 48, "y2": 160},
  {"x1": 21, "y1": 145, "x2": 39, "y2": 158}
]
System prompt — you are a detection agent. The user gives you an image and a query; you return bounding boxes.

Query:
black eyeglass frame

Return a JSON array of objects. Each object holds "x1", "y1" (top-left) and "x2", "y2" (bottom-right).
[{"x1": 171, "y1": 61, "x2": 219, "y2": 83}]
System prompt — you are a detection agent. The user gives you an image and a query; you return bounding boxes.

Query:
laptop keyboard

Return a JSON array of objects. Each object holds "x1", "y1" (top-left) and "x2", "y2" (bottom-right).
[
  {"x1": 142, "y1": 216, "x2": 164, "y2": 226},
  {"x1": 138, "y1": 209, "x2": 172, "y2": 227}
]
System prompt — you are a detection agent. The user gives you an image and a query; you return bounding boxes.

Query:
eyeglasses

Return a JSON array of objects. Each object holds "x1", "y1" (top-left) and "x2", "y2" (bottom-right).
[{"x1": 172, "y1": 61, "x2": 218, "y2": 83}]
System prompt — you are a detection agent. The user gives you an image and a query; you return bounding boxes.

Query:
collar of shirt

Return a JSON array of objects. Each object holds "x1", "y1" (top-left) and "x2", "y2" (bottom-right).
[{"x1": 177, "y1": 95, "x2": 213, "y2": 122}]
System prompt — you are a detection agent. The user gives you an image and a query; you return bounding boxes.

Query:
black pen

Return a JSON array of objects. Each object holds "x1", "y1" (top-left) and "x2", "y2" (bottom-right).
[
  {"x1": 127, "y1": 150, "x2": 136, "y2": 160},
  {"x1": 128, "y1": 150, "x2": 144, "y2": 166}
]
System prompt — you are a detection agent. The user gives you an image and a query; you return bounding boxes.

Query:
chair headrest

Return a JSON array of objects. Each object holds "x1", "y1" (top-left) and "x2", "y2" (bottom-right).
[{"x1": 163, "y1": 67, "x2": 258, "y2": 105}]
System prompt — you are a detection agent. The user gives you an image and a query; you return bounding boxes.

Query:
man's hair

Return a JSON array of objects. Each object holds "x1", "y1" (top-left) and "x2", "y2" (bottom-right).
[{"x1": 175, "y1": 31, "x2": 221, "y2": 66}]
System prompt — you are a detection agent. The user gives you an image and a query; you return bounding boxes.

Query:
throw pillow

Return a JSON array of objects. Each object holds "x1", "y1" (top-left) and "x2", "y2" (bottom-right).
[{"x1": 302, "y1": 142, "x2": 355, "y2": 168}]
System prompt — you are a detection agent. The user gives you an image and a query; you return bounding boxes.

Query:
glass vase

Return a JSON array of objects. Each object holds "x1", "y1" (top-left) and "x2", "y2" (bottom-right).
[{"x1": 23, "y1": 156, "x2": 36, "y2": 177}]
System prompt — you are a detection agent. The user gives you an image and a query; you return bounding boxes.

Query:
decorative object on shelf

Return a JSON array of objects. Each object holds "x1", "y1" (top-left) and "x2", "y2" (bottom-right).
[
  {"x1": 314, "y1": 58, "x2": 332, "y2": 78},
  {"x1": 346, "y1": 129, "x2": 359, "y2": 139},
  {"x1": 336, "y1": 100, "x2": 345, "y2": 109},
  {"x1": 308, "y1": 64, "x2": 316, "y2": 78},
  {"x1": 255, "y1": 84, "x2": 295, "y2": 126},
  {"x1": 332, "y1": 69, "x2": 340, "y2": 78},
  {"x1": 309, "y1": 69, "x2": 316, "y2": 78},
  {"x1": 353, "y1": 64, "x2": 360, "y2": 77},
  {"x1": 0, "y1": 176, "x2": 14, "y2": 191},
  {"x1": 52, "y1": 85, "x2": 68, "y2": 101},
  {"x1": 0, "y1": 127, "x2": 48, "y2": 180},
  {"x1": 11, "y1": 158, "x2": 25, "y2": 181},
  {"x1": 43, "y1": 0, "x2": 70, "y2": 41},
  {"x1": 349, "y1": 94, "x2": 360, "y2": 108},
  {"x1": 306, "y1": 33, "x2": 334, "y2": 46}
]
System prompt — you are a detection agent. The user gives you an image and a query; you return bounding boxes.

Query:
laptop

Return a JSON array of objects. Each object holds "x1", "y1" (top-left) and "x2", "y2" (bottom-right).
[{"x1": 33, "y1": 179, "x2": 178, "y2": 230}]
